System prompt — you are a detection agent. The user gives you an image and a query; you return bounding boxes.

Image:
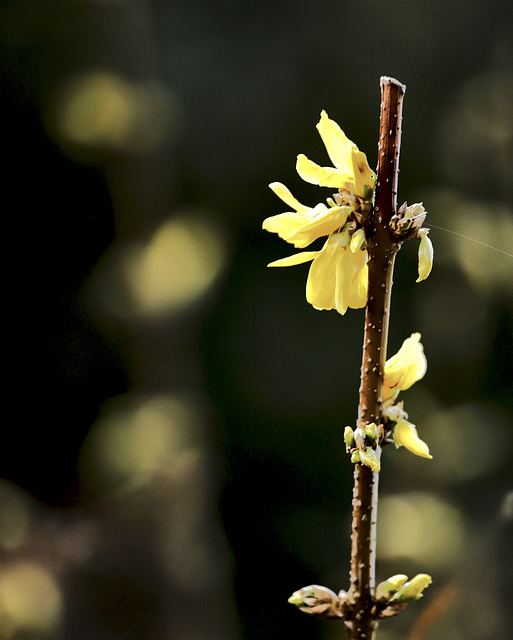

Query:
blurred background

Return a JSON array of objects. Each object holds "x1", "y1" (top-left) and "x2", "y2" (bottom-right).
[{"x1": 1, "y1": 0, "x2": 512, "y2": 638}]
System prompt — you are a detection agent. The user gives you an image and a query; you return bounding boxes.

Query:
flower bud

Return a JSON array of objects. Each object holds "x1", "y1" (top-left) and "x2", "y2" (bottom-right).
[
  {"x1": 360, "y1": 447, "x2": 380, "y2": 472},
  {"x1": 416, "y1": 234, "x2": 434, "y2": 283},
  {"x1": 382, "y1": 403, "x2": 407, "y2": 422},
  {"x1": 350, "y1": 228, "x2": 366, "y2": 253},
  {"x1": 405, "y1": 203, "x2": 426, "y2": 219},
  {"x1": 375, "y1": 574, "x2": 408, "y2": 601},
  {"x1": 384, "y1": 333, "x2": 427, "y2": 393},
  {"x1": 363, "y1": 422, "x2": 379, "y2": 441},
  {"x1": 393, "y1": 574, "x2": 432, "y2": 603},
  {"x1": 351, "y1": 450, "x2": 361, "y2": 464},
  {"x1": 344, "y1": 426, "x2": 355, "y2": 447},
  {"x1": 288, "y1": 584, "x2": 343, "y2": 618},
  {"x1": 393, "y1": 420, "x2": 432, "y2": 459},
  {"x1": 353, "y1": 427, "x2": 366, "y2": 449}
]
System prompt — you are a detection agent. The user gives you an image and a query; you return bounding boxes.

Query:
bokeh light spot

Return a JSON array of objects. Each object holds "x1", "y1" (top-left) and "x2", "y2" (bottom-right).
[
  {"x1": 378, "y1": 492, "x2": 463, "y2": 567},
  {"x1": 90, "y1": 210, "x2": 227, "y2": 321},
  {"x1": 0, "y1": 562, "x2": 63, "y2": 636},
  {"x1": 0, "y1": 482, "x2": 32, "y2": 552},
  {"x1": 125, "y1": 213, "x2": 227, "y2": 315},
  {"x1": 49, "y1": 71, "x2": 178, "y2": 153},
  {"x1": 79, "y1": 393, "x2": 203, "y2": 494},
  {"x1": 424, "y1": 402, "x2": 512, "y2": 482}
]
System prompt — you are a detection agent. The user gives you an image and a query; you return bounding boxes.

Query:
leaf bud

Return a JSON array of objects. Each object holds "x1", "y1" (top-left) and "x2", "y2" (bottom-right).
[
  {"x1": 375, "y1": 574, "x2": 408, "y2": 601},
  {"x1": 344, "y1": 426, "x2": 355, "y2": 447},
  {"x1": 288, "y1": 584, "x2": 344, "y2": 618}
]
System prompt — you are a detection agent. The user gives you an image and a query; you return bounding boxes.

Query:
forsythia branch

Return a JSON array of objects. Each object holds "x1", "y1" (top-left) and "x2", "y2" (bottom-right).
[{"x1": 264, "y1": 77, "x2": 434, "y2": 640}]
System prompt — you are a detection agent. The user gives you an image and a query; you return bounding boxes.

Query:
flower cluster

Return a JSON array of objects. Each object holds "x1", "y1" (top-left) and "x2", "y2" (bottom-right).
[
  {"x1": 263, "y1": 111, "x2": 434, "y2": 314},
  {"x1": 344, "y1": 333, "x2": 432, "y2": 470},
  {"x1": 382, "y1": 333, "x2": 432, "y2": 459},
  {"x1": 344, "y1": 422, "x2": 381, "y2": 472},
  {"x1": 263, "y1": 111, "x2": 375, "y2": 315}
]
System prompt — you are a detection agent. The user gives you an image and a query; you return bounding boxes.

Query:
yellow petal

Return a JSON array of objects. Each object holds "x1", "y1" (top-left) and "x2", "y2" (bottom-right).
[
  {"x1": 350, "y1": 147, "x2": 376, "y2": 200},
  {"x1": 269, "y1": 182, "x2": 311, "y2": 214},
  {"x1": 306, "y1": 236, "x2": 340, "y2": 310},
  {"x1": 286, "y1": 206, "x2": 350, "y2": 248},
  {"x1": 316, "y1": 110, "x2": 354, "y2": 174},
  {"x1": 384, "y1": 333, "x2": 427, "y2": 392},
  {"x1": 416, "y1": 234, "x2": 434, "y2": 283},
  {"x1": 348, "y1": 253, "x2": 368, "y2": 309},
  {"x1": 262, "y1": 211, "x2": 310, "y2": 237},
  {"x1": 334, "y1": 248, "x2": 353, "y2": 315},
  {"x1": 267, "y1": 251, "x2": 320, "y2": 268},
  {"x1": 350, "y1": 229, "x2": 366, "y2": 253},
  {"x1": 393, "y1": 420, "x2": 432, "y2": 459},
  {"x1": 296, "y1": 154, "x2": 352, "y2": 189}
]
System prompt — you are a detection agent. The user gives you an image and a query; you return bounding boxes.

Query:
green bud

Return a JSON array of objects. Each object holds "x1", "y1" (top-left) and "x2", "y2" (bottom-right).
[
  {"x1": 405, "y1": 203, "x2": 426, "y2": 219},
  {"x1": 288, "y1": 584, "x2": 343, "y2": 618},
  {"x1": 354, "y1": 427, "x2": 366, "y2": 449},
  {"x1": 393, "y1": 573, "x2": 432, "y2": 603},
  {"x1": 375, "y1": 574, "x2": 408, "y2": 601},
  {"x1": 344, "y1": 426, "x2": 355, "y2": 447},
  {"x1": 360, "y1": 447, "x2": 380, "y2": 472},
  {"x1": 363, "y1": 422, "x2": 379, "y2": 441},
  {"x1": 351, "y1": 450, "x2": 361, "y2": 464}
]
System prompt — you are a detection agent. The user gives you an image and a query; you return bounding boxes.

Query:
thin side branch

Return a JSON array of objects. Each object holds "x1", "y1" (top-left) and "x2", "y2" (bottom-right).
[{"x1": 345, "y1": 77, "x2": 406, "y2": 640}]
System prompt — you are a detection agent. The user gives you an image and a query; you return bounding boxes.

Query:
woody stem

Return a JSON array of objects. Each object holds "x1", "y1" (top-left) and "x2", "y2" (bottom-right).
[{"x1": 345, "y1": 77, "x2": 406, "y2": 640}]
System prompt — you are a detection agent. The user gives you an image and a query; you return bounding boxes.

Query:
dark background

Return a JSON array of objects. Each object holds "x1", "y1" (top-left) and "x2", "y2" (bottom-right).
[{"x1": 1, "y1": 1, "x2": 512, "y2": 639}]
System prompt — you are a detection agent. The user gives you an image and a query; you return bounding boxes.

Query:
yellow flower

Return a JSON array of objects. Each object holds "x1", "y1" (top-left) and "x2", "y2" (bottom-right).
[
  {"x1": 393, "y1": 419, "x2": 432, "y2": 459},
  {"x1": 383, "y1": 333, "x2": 427, "y2": 401},
  {"x1": 268, "y1": 232, "x2": 368, "y2": 315},
  {"x1": 262, "y1": 182, "x2": 351, "y2": 248},
  {"x1": 296, "y1": 110, "x2": 376, "y2": 200},
  {"x1": 416, "y1": 234, "x2": 434, "y2": 283}
]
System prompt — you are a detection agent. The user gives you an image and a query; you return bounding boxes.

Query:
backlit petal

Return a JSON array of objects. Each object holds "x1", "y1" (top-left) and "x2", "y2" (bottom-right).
[
  {"x1": 393, "y1": 420, "x2": 432, "y2": 459},
  {"x1": 416, "y1": 234, "x2": 434, "y2": 282},
  {"x1": 334, "y1": 248, "x2": 353, "y2": 315},
  {"x1": 269, "y1": 182, "x2": 311, "y2": 214},
  {"x1": 384, "y1": 333, "x2": 427, "y2": 391},
  {"x1": 267, "y1": 251, "x2": 320, "y2": 267},
  {"x1": 296, "y1": 154, "x2": 351, "y2": 188},
  {"x1": 262, "y1": 211, "x2": 310, "y2": 237},
  {"x1": 351, "y1": 147, "x2": 376, "y2": 200},
  {"x1": 306, "y1": 238, "x2": 339, "y2": 310},
  {"x1": 316, "y1": 110, "x2": 354, "y2": 174},
  {"x1": 286, "y1": 206, "x2": 351, "y2": 248},
  {"x1": 348, "y1": 251, "x2": 368, "y2": 309}
]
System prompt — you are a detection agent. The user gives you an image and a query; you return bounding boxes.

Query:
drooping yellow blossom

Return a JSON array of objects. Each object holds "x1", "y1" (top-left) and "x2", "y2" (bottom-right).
[
  {"x1": 296, "y1": 110, "x2": 376, "y2": 200},
  {"x1": 268, "y1": 232, "x2": 368, "y2": 315},
  {"x1": 416, "y1": 234, "x2": 434, "y2": 283},
  {"x1": 263, "y1": 182, "x2": 351, "y2": 249},
  {"x1": 383, "y1": 333, "x2": 427, "y2": 402},
  {"x1": 393, "y1": 419, "x2": 432, "y2": 459}
]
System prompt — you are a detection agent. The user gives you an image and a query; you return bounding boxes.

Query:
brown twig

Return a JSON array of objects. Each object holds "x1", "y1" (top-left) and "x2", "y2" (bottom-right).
[{"x1": 345, "y1": 77, "x2": 406, "y2": 640}]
